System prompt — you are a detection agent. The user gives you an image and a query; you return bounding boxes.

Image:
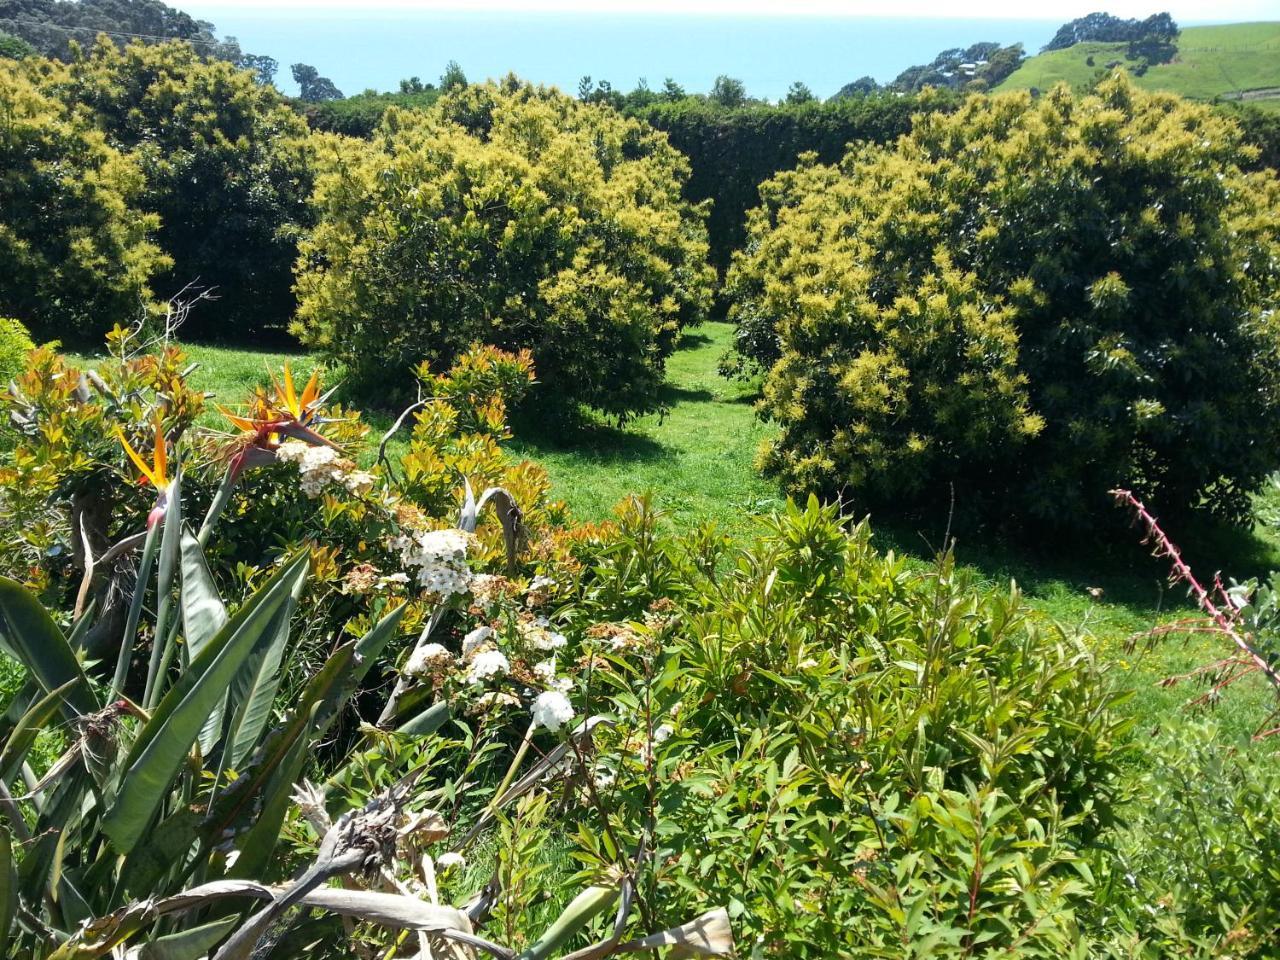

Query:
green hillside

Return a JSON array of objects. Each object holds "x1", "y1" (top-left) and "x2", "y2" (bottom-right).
[{"x1": 997, "y1": 22, "x2": 1280, "y2": 105}]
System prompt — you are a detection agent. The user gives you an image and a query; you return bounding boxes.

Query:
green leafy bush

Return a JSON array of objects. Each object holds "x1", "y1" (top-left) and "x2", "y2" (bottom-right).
[
  {"x1": 0, "y1": 58, "x2": 167, "y2": 340},
  {"x1": 537, "y1": 496, "x2": 1132, "y2": 956},
  {"x1": 0, "y1": 317, "x2": 33, "y2": 384},
  {"x1": 1095, "y1": 723, "x2": 1280, "y2": 957},
  {"x1": 293, "y1": 78, "x2": 714, "y2": 418},
  {"x1": 728, "y1": 75, "x2": 1280, "y2": 529},
  {"x1": 28, "y1": 38, "x2": 316, "y2": 340}
]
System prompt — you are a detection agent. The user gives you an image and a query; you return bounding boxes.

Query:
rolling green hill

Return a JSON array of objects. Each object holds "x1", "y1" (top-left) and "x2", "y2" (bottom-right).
[{"x1": 997, "y1": 22, "x2": 1280, "y2": 106}]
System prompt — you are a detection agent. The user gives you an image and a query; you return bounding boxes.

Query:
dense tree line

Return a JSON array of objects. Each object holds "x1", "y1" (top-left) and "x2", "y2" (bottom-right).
[
  {"x1": 882, "y1": 41, "x2": 1026, "y2": 93},
  {"x1": 633, "y1": 92, "x2": 954, "y2": 275},
  {"x1": 1044, "y1": 11, "x2": 1179, "y2": 51},
  {"x1": 3, "y1": 39, "x2": 313, "y2": 341}
]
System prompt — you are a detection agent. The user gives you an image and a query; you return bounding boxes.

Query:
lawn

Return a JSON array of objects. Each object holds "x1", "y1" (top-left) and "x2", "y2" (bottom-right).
[
  {"x1": 997, "y1": 22, "x2": 1280, "y2": 104},
  {"x1": 67, "y1": 322, "x2": 1280, "y2": 744}
]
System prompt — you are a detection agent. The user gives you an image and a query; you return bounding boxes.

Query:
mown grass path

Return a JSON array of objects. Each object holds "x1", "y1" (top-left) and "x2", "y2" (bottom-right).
[{"x1": 508, "y1": 322, "x2": 780, "y2": 535}]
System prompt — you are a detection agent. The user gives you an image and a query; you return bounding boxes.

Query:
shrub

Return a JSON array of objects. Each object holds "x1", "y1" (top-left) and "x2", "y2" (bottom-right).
[
  {"x1": 0, "y1": 317, "x2": 34, "y2": 384},
  {"x1": 293, "y1": 78, "x2": 714, "y2": 419},
  {"x1": 1095, "y1": 723, "x2": 1280, "y2": 957},
  {"x1": 551, "y1": 496, "x2": 1131, "y2": 955},
  {"x1": 0, "y1": 59, "x2": 167, "y2": 340},
  {"x1": 29, "y1": 38, "x2": 316, "y2": 340},
  {"x1": 728, "y1": 76, "x2": 1280, "y2": 530}
]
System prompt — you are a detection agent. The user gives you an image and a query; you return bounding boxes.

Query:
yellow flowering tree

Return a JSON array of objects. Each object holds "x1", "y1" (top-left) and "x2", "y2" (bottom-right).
[
  {"x1": 293, "y1": 78, "x2": 715, "y2": 419},
  {"x1": 728, "y1": 75, "x2": 1280, "y2": 528}
]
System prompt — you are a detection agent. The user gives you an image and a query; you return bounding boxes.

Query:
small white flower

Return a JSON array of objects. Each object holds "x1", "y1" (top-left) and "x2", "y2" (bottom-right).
[
  {"x1": 530, "y1": 690, "x2": 574, "y2": 732},
  {"x1": 467, "y1": 649, "x2": 509, "y2": 683},
  {"x1": 404, "y1": 642, "x2": 452, "y2": 678},
  {"x1": 533, "y1": 659, "x2": 557, "y2": 683},
  {"x1": 343, "y1": 470, "x2": 377, "y2": 496},
  {"x1": 653, "y1": 723, "x2": 674, "y2": 744},
  {"x1": 436, "y1": 851, "x2": 466, "y2": 872},
  {"x1": 462, "y1": 625, "x2": 493, "y2": 656}
]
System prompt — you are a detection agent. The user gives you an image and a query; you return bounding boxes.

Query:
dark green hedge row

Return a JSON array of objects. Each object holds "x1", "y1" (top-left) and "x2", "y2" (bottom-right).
[{"x1": 631, "y1": 93, "x2": 957, "y2": 275}]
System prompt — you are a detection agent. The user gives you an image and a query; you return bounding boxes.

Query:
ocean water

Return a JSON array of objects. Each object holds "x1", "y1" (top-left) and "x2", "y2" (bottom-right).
[{"x1": 192, "y1": 10, "x2": 1063, "y2": 100}]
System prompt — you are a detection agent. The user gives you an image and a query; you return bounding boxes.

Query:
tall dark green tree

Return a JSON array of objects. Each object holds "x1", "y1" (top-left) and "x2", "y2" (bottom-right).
[
  {"x1": 292, "y1": 61, "x2": 343, "y2": 101},
  {"x1": 41, "y1": 39, "x2": 316, "y2": 338}
]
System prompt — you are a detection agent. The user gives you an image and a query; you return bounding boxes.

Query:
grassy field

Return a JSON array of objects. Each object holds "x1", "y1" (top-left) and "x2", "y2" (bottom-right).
[
  {"x1": 67, "y1": 323, "x2": 1280, "y2": 743},
  {"x1": 997, "y1": 22, "x2": 1280, "y2": 103}
]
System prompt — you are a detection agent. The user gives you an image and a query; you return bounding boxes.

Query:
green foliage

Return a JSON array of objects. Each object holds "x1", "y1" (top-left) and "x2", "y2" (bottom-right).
[
  {"x1": 294, "y1": 78, "x2": 715, "y2": 419},
  {"x1": 28, "y1": 39, "x2": 317, "y2": 340},
  {"x1": 0, "y1": 0, "x2": 240, "y2": 61},
  {"x1": 291, "y1": 60, "x2": 343, "y2": 101},
  {"x1": 888, "y1": 41, "x2": 1026, "y2": 93},
  {"x1": 1095, "y1": 723, "x2": 1280, "y2": 957},
  {"x1": 0, "y1": 29, "x2": 34, "y2": 59},
  {"x1": 729, "y1": 76, "x2": 1280, "y2": 530},
  {"x1": 0, "y1": 59, "x2": 167, "y2": 340},
  {"x1": 299, "y1": 84, "x2": 441, "y2": 136},
  {"x1": 634, "y1": 92, "x2": 949, "y2": 274},
  {"x1": 1044, "y1": 11, "x2": 1180, "y2": 52},
  {"x1": 0, "y1": 318, "x2": 33, "y2": 385},
  {"x1": 559, "y1": 496, "x2": 1131, "y2": 956}
]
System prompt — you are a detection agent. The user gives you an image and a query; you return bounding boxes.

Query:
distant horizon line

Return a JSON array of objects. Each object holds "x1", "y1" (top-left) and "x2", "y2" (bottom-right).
[{"x1": 183, "y1": 2, "x2": 1275, "y2": 24}]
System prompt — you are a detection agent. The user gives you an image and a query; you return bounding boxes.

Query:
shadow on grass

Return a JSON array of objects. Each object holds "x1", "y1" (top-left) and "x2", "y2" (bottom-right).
[
  {"x1": 865, "y1": 502, "x2": 1279, "y2": 617},
  {"x1": 675, "y1": 332, "x2": 714, "y2": 350},
  {"x1": 508, "y1": 415, "x2": 672, "y2": 465},
  {"x1": 659, "y1": 384, "x2": 715, "y2": 404}
]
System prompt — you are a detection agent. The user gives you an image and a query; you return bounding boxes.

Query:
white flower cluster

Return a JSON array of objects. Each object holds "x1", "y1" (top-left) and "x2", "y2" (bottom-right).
[
  {"x1": 470, "y1": 574, "x2": 508, "y2": 611},
  {"x1": 462, "y1": 625, "x2": 493, "y2": 656},
  {"x1": 276, "y1": 440, "x2": 376, "y2": 498},
  {"x1": 518, "y1": 616, "x2": 567, "y2": 652},
  {"x1": 530, "y1": 690, "x2": 574, "y2": 732},
  {"x1": 395, "y1": 528, "x2": 475, "y2": 600},
  {"x1": 467, "y1": 649, "x2": 510, "y2": 684},
  {"x1": 403, "y1": 642, "x2": 453, "y2": 678}
]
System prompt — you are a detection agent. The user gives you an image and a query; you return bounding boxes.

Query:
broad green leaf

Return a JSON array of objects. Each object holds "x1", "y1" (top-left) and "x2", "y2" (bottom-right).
[
  {"x1": 179, "y1": 530, "x2": 227, "y2": 664},
  {"x1": 223, "y1": 570, "x2": 305, "y2": 769},
  {"x1": 102, "y1": 552, "x2": 309, "y2": 853},
  {"x1": 228, "y1": 603, "x2": 404, "y2": 878},
  {"x1": 179, "y1": 529, "x2": 229, "y2": 755},
  {"x1": 518, "y1": 884, "x2": 619, "y2": 960},
  {"x1": 0, "y1": 826, "x2": 14, "y2": 951},
  {"x1": 0, "y1": 679, "x2": 76, "y2": 785},
  {"x1": 136, "y1": 918, "x2": 240, "y2": 960},
  {"x1": 0, "y1": 577, "x2": 97, "y2": 721}
]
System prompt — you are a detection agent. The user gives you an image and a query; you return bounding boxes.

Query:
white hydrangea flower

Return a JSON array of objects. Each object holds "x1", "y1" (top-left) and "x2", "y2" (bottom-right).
[
  {"x1": 653, "y1": 723, "x2": 674, "y2": 744},
  {"x1": 519, "y1": 616, "x2": 567, "y2": 652},
  {"x1": 532, "y1": 659, "x2": 556, "y2": 683},
  {"x1": 275, "y1": 440, "x2": 310, "y2": 463},
  {"x1": 343, "y1": 470, "x2": 377, "y2": 496},
  {"x1": 467, "y1": 649, "x2": 509, "y2": 683},
  {"x1": 404, "y1": 642, "x2": 452, "y2": 678},
  {"x1": 462, "y1": 625, "x2": 493, "y2": 656},
  {"x1": 530, "y1": 690, "x2": 574, "y2": 732},
  {"x1": 396, "y1": 528, "x2": 475, "y2": 601}
]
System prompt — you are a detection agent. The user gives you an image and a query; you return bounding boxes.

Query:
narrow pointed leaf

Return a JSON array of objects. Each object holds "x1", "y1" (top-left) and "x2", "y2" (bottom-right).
[
  {"x1": 135, "y1": 918, "x2": 240, "y2": 960},
  {"x1": 0, "y1": 577, "x2": 97, "y2": 721},
  {"x1": 0, "y1": 826, "x2": 15, "y2": 950},
  {"x1": 102, "y1": 553, "x2": 309, "y2": 853},
  {"x1": 224, "y1": 571, "x2": 304, "y2": 769},
  {"x1": 0, "y1": 679, "x2": 76, "y2": 785}
]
